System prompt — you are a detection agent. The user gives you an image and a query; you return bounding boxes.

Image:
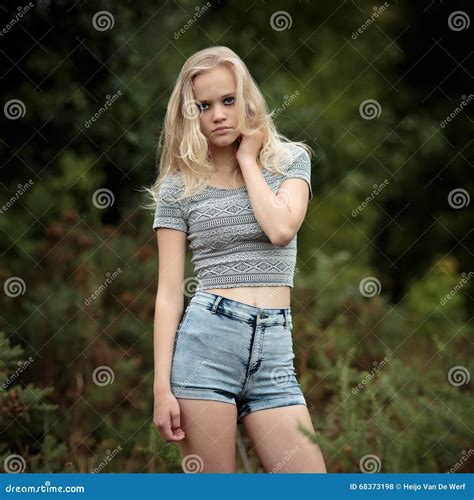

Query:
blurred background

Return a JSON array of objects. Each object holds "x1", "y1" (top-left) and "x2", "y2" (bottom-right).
[{"x1": 0, "y1": 0, "x2": 472, "y2": 473}]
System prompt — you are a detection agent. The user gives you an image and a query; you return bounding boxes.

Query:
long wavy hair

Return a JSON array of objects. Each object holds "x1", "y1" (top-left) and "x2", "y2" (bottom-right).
[{"x1": 143, "y1": 45, "x2": 313, "y2": 208}]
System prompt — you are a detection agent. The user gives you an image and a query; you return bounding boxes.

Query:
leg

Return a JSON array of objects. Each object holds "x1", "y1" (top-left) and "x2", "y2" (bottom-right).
[
  {"x1": 176, "y1": 398, "x2": 238, "y2": 473},
  {"x1": 242, "y1": 404, "x2": 327, "y2": 473}
]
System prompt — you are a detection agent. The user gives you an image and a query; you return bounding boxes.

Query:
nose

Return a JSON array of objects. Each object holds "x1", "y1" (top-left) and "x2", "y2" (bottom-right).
[{"x1": 212, "y1": 103, "x2": 227, "y2": 122}]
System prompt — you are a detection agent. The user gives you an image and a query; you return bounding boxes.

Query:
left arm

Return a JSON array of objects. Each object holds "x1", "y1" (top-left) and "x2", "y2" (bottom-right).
[{"x1": 239, "y1": 156, "x2": 310, "y2": 247}]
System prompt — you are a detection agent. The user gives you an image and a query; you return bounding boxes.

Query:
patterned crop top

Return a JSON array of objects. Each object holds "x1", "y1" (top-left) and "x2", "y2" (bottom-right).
[{"x1": 152, "y1": 145, "x2": 313, "y2": 289}]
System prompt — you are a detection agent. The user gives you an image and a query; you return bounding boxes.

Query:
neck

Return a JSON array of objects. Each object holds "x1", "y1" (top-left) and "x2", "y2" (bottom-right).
[{"x1": 209, "y1": 142, "x2": 239, "y2": 173}]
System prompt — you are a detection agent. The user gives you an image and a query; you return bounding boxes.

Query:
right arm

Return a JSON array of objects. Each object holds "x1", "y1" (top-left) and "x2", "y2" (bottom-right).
[
  {"x1": 153, "y1": 227, "x2": 187, "y2": 394},
  {"x1": 152, "y1": 227, "x2": 188, "y2": 442}
]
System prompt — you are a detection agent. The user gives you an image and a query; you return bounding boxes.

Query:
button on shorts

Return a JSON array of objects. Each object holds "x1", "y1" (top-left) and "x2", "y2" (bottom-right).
[{"x1": 170, "y1": 290, "x2": 307, "y2": 424}]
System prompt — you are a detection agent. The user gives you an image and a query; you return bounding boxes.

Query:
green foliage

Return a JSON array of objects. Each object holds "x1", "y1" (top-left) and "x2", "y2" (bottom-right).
[
  {"x1": 293, "y1": 252, "x2": 472, "y2": 472},
  {"x1": 0, "y1": 331, "x2": 67, "y2": 472},
  {"x1": 135, "y1": 424, "x2": 182, "y2": 473}
]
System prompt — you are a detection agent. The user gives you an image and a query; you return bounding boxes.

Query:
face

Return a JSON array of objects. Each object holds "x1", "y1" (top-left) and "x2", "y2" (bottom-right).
[{"x1": 192, "y1": 65, "x2": 241, "y2": 148}]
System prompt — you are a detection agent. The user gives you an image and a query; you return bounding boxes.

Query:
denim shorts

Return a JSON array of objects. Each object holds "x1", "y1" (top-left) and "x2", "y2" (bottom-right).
[{"x1": 170, "y1": 290, "x2": 307, "y2": 424}]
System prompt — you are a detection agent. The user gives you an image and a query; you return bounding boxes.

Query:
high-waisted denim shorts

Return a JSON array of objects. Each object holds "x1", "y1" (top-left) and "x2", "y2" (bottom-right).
[{"x1": 170, "y1": 291, "x2": 307, "y2": 424}]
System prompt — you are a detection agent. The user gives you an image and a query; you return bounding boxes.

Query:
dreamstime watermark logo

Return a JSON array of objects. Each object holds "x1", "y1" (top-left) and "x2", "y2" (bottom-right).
[
  {"x1": 440, "y1": 271, "x2": 474, "y2": 306},
  {"x1": 447, "y1": 366, "x2": 470, "y2": 387},
  {"x1": 4, "y1": 481, "x2": 84, "y2": 493},
  {"x1": 84, "y1": 268, "x2": 123, "y2": 306},
  {"x1": 270, "y1": 445, "x2": 301, "y2": 473},
  {"x1": 272, "y1": 91, "x2": 300, "y2": 120},
  {"x1": 359, "y1": 277, "x2": 381, "y2": 297},
  {"x1": 92, "y1": 188, "x2": 115, "y2": 209},
  {"x1": 92, "y1": 11, "x2": 115, "y2": 31},
  {"x1": 181, "y1": 454, "x2": 204, "y2": 473},
  {"x1": 1, "y1": 356, "x2": 34, "y2": 391},
  {"x1": 352, "y1": 357, "x2": 390, "y2": 395},
  {"x1": 4, "y1": 277, "x2": 26, "y2": 297},
  {"x1": 351, "y1": 2, "x2": 390, "y2": 40},
  {"x1": 359, "y1": 99, "x2": 381, "y2": 119},
  {"x1": 359, "y1": 453, "x2": 381, "y2": 473},
  {"x1": 173, "y1": 3, "x2": 212, "y2": 39},
  {"x1": 92, "y1": 366, "x2": 115, "y2": 386},
  {"x1": 448, "y1": 449, "x2": 474, "y2": 473},
  {"x1": 440, "y1": 94, "x2": 473, "y2": 128},
  {"x1": 93, "y1": 445, "x2": 123, "y2": 473},
  {"x1": 448, "y1": 11, "x2": 470, "y2": 31},
  {"x1": 0, "y1": 3, "x2": 35, "y2": 37},
  {"x1": 271, "y1": 187, "x2": 293, "y2": 209},
  {"x1": 352, "y1": 179, "x2": 389, "y2": 217},
  {"x1": 448, "y1": 188, "x2": 470, "y2": 209},
  {"x1": 270, "y1": 11, "x2": 292, "y2": 31},
  {"x1": 0, "y1": 179, "x2": 34, "y2": 215},
  {"x1": 182, "y1": 277, "x2": 203, "y2": 297},
  {"x1": 181, "y1": 99, "x2": 203, "y2": 120},
  {"x1": 270, "y1": 366, "x2": 293, "y2": 387},
  {"x1": 3, "y1": 454, "x2": 26, "y2": 473},
  {"x1": 84, "y1": 90, "x2": 123, "y2": 128},
  {"x1": 4, "y1": 99, "x2": 26, "y2": 119}
]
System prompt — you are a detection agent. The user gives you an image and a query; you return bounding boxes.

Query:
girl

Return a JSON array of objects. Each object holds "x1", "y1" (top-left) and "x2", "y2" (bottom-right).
[{"x1": 148, "y1": 46, "x2": 327, "y2": 473}]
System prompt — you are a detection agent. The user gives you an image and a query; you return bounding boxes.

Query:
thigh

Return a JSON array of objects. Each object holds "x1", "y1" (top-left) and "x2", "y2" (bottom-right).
[
  {"x1": 242, "y1": 405, "x2": 327, "y2": 473},
  {"x1": 176, "y1": 398, "x2": 238, "y2": 473}
]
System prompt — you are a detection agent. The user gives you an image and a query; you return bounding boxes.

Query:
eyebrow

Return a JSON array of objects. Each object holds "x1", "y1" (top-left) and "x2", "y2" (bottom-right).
[{"x1": 197, "y1": 93, "x2": 235, "y2": 103}]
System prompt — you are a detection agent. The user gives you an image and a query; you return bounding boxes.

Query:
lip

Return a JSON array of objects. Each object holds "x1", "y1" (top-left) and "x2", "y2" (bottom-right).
[{"x1": 213, "y1": 127, "x2": 231, "y2": 134}]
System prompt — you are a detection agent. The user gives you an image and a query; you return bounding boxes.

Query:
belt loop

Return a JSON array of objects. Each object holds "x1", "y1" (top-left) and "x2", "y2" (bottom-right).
[
  {"x1": 283, "y1": 309, "x2": 288, "y2": 328},
  {"x1": 211, "y1": 295, "x2": 223, "y2": 314}
]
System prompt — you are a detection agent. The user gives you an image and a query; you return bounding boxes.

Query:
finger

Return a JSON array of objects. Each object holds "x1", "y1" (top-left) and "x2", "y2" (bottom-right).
[
  {"x1": 161, "y1": 419, "x2": 178, "y2": 441},
  {"x1": 171, "y1": 411, "x2": 181, "y2": 431},
  {"x1": 171, "y1": 413, "x2": 186, "y2": 440}
]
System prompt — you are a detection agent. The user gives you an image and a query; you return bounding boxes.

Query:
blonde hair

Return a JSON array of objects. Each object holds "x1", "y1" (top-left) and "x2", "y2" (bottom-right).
[{"x1": 143, "y1": 45, "x2": 313, "y2": 208}]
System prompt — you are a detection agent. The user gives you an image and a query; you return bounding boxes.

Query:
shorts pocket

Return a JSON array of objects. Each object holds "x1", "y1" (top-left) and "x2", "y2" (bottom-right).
[
  {"x1": 173, "y1": 303, "x2": 193, "y2": 352},
  {"x1": 262, "y1": 323, "x2": 295, "y2": 363}
]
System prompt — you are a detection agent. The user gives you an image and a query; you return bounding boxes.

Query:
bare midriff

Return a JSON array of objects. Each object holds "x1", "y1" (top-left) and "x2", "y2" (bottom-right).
[{"x1": 204, "y1": 286, "x2": 291, "y2": 308}]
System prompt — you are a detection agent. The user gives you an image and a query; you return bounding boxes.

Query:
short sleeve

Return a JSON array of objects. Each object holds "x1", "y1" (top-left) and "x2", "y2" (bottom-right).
[
  {"x1": 152, "y1": 175, "x2": 188, "y2": 233},
  {"x1": 283, "y1": 146, "x2": 313, "y2": 202}
]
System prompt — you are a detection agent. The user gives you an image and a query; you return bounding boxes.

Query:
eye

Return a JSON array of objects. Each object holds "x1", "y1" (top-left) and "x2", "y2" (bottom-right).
[
  {"x1": 197, "y1": 102, "x2": 209, "y2": 111},
  {"x1": 224, "y1": 96, "x2": 235, "y2": 105}
]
